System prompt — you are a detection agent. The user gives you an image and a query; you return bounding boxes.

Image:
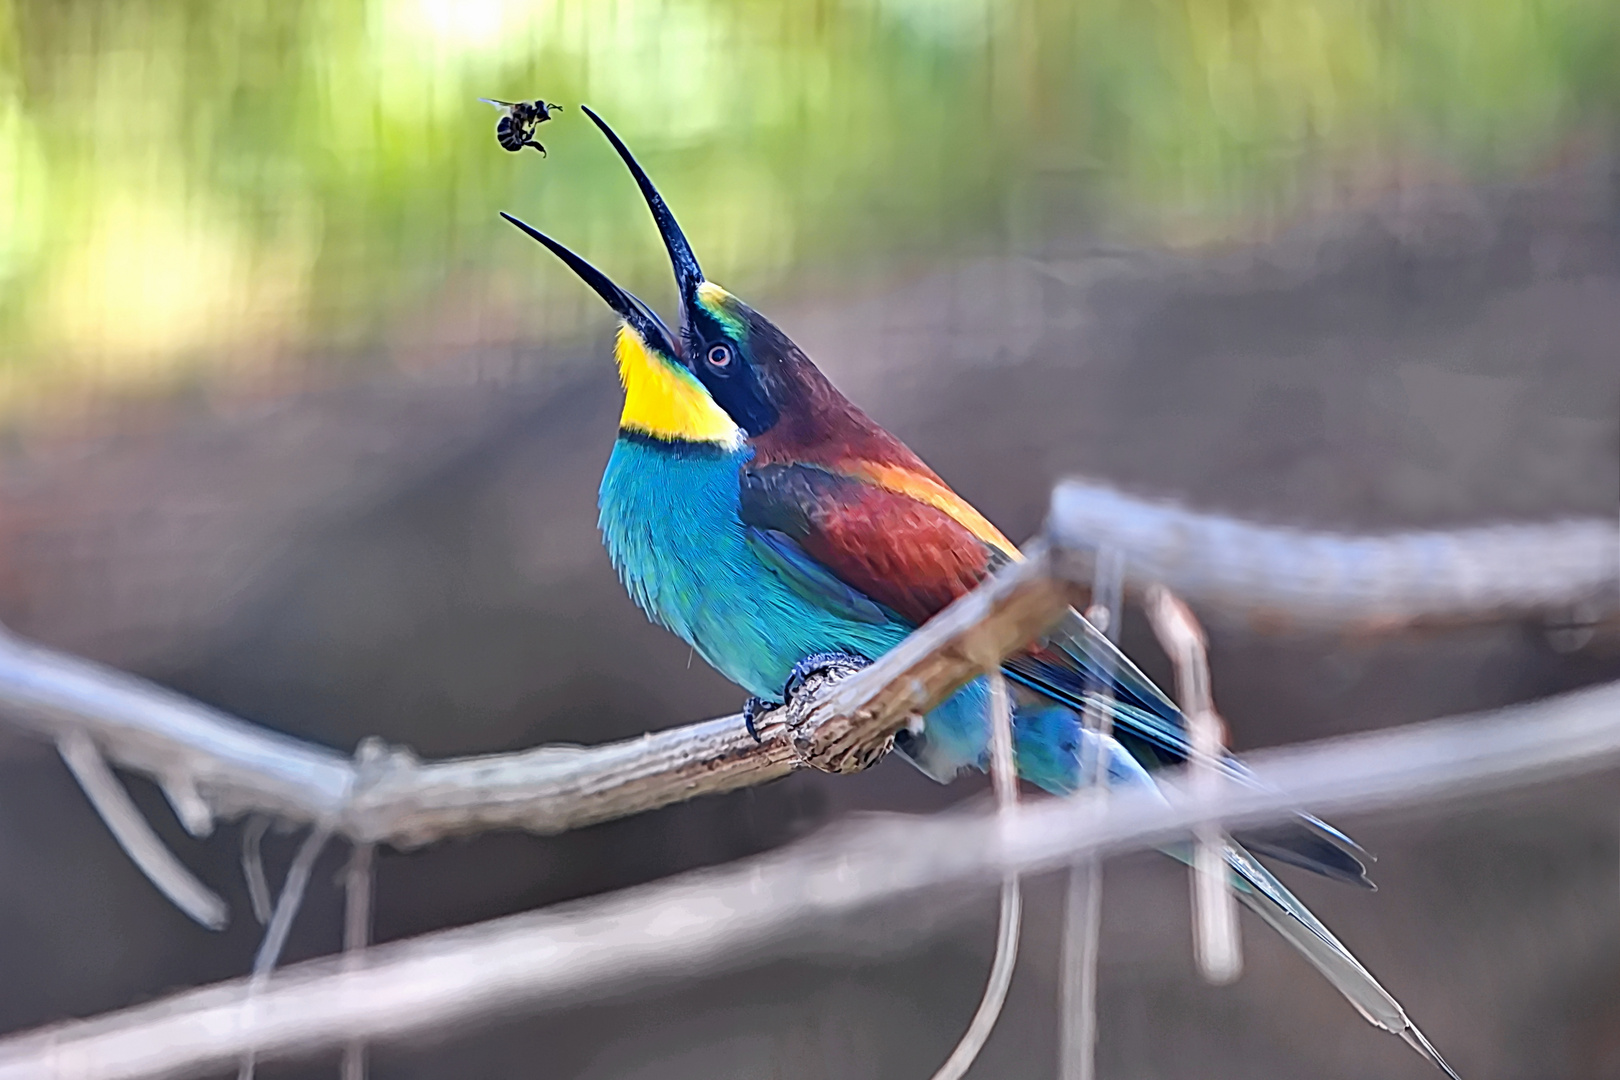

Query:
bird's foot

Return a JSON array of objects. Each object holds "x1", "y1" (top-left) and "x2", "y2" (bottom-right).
[
  {"x1": 742, "y1": 651, "x2": 870, "y2": 745},
  {"x1": 780, "y1": 651, "x2": 885, "y2": 775},
  {"x1": 783, "y1": 651, "x2": 872, "y2": 707},
  {"x1": 742, "y1": 696, "x2": 780, "y2": 743}
]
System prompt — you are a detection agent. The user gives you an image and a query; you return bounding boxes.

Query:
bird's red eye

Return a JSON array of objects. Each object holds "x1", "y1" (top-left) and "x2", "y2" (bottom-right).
[{"x1": 706, "y1": 344, "x2": 732, "y2": 368}]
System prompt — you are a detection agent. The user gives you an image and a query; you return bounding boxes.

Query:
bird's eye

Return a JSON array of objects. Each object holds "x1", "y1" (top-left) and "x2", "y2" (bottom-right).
[{"x1": 706, "y1": 343, "x2": 733, "y2": 369}]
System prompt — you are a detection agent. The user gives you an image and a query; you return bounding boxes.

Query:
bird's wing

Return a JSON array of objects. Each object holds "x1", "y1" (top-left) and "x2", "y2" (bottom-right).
[
  {"x1": 744, "y1": 525, "x2": 890, "y2": 625},
  {"x1": 739, "y1": 459, "x2": 1176, "y2": 718},
  {"x1": 737, "y1": 461, "x2": 998, "y2": 627}
]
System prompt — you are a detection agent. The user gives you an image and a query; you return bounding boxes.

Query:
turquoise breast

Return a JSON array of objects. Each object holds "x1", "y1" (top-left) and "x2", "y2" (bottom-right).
[{"x1": 596, "y1": 432, "x2": 911, "y2": 699}]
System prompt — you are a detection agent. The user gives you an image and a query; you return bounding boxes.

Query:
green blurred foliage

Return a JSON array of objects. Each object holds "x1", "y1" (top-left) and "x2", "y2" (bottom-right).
[{"x1": 0, "y1": 0, "x2": 1615, "y2": 411}]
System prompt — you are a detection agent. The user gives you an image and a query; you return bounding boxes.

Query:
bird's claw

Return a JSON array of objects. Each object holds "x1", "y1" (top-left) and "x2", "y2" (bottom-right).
[
  {"x1": 783, "y1": 651, "x2": 872, "y2": 706},
  {"x1": 742, "y1": 653, "x2": 871, "y2": 751},
  {"x1": 742, "y1": 696, "x2": 779, "y2": 743}
]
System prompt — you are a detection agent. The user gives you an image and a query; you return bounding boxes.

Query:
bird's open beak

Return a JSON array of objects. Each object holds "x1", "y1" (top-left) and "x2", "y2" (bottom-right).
[
  {"x1": 499, "y1": 211, "x2": 679, "y2": 358},
  {"x1": 580, "y1": 105, "x2": 705, "y2": 314}
]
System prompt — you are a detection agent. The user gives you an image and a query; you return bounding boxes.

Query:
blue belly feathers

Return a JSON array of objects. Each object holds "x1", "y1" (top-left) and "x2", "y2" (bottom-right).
[{"x1": 598, "y1": 435, "x2": 908, "y2": 697}]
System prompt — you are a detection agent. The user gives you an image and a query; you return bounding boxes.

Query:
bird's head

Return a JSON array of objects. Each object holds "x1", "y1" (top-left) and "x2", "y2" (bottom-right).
[
  {"x1": 498, "y1": 204, "x2": 743, "y2": 447},
  {"x1": 503, "y1": 106, "x2": 829, "y2": 445}
]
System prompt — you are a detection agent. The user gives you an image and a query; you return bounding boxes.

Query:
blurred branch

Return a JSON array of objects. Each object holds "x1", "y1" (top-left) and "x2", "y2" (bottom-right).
[
  {"x1": 3, "y1": 679, "x2": 1618, "y2": 1080},
  {"x1": 927, "y1": 670, "x2": 1022, "y2": 1080},
  {"x1": 1061, "y1": 544, "x2": 1124, "y2": 1080},
  {"x1": 1144, "y1": 586, "x2": 1241, "y2": 985},
  {"x1": 341, "y1": 842, "x2": 375, "y2": 1080},
  {"x1": 241, "y1": 817, "x2": 273, "y2": 925},
  {"x1": 1049, "y1": 479, "x2": 1620, "y2": 633},
  {"x1": 57, "y1": 729, "x2": 228, "y2": 930},
  {"x1": 0, "y1": 622, "x2": 354, "y2": 824},
  {"x1": 0, "y1": 546, "x2": 1075, "y2": 858},
  {"x1": 236, "y1": 826, "x2": 330, "y2": 1080}
]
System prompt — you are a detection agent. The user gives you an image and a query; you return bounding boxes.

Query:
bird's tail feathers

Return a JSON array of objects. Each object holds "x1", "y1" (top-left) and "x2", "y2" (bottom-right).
[
  {"x1": 1222, "y1": 842, "x2": 1461, "y2": 1079},
  {"x1": 1008, "y1": 613, "x2": 1374, "y2": 889}
]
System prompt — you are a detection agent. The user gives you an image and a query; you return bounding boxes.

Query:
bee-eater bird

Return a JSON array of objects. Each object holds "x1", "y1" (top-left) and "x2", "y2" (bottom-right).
[{"x1": 499, "y1": 105, "x2": 1459, "y2": 1077}]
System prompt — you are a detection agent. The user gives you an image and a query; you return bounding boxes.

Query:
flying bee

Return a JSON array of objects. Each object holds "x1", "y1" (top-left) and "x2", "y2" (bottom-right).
[{"x1": 480, "y1": 98, "x2": 562, "y2": 155}]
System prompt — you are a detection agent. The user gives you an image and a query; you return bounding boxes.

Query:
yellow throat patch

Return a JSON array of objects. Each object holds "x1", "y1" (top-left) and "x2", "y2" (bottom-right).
[{"x1": 614, "y1": 324, "x2": 741, "y2": 445}]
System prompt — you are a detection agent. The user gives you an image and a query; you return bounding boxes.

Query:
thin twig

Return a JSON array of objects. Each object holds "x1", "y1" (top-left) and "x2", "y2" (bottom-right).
[
  {"x1": 159, "y1": 775, "x2": 214, "y2": 838},
  {"x1": 928, "y1": 671, "x2": 1023, "y2": 1080},
  {"x1": 1145, "y1": 586, "x2": 1241, "y2": 984},
  {"x1": 4, "y1": 679, "x2": 1616, "y2": 1080},
  {"x1": 341, "y1": 843, "x2": 375, "y2": 1080},
  {"x1": 1049, "y1": 479, "x2": 1620, "y2": 633},
  {"x1": 0, "y1": 623, "x2": 354, "y2": 824},
  {"x1": 242, "y1": 816, "x2": 273, "y2": 926},
  {"x1": 238, "y1": 826, "x2": 332, "y2": 1080},
  {"x1": 56, "y1": 730, "x2": 228, "y2": 931},
  {"x1": 1061, "y1": 545, "x2": 1125, "y2": 1080},
  {"x1": 1060, "y1": 844, "x2": 1105, "y2": 1080},
  {"x1": 254, "y1": 826, "x2": 332, "y2": 976},
  {"x1": 986, "y1": 671, "x2": 1019, "y2": 809},
  {"x1": 935, "y1": 878, "x2": 1020, "y2": 1080}
]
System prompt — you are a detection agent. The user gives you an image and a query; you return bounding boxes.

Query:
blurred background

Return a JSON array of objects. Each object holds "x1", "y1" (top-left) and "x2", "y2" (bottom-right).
[{"x1": 1, "y1": 0, "x2": 1618, "y2": 1077}]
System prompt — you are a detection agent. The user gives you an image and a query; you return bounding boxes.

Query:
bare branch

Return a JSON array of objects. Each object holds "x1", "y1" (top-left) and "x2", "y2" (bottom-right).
[
  {"x1": 159, "y1": 775, "x2": 214, "y2": 839},
  {"x1": 56, "y1": 730, "x2": 228, "y2": 931},
  {"x1": 238, "y1": 827, "x2": 331, "y2": 1080},
  {"x1": 928, "y1": 671, "x2": 1022, "y2": 1080},
  {"x1": 3, "y1": 679, "x2": 1617, "y2": 1080},
  {"x1": 1145, "y1": 586, "x2": 1241, "y2": 985},
  {"x1": 933, "y1": 877, "x2": 1021, "y2": 1080},
  {"x1": 1062, "y1": 544, "x2": 1124, "y2": 1080},
  {"x1": 0, "y1": 625, "x2": 353, "y2": 827},
  {"x1": 0, "y1": 540, "x2": 1077, "y2": 937},
  {"x1": 252, "y1": 827, "x2": 331, "y2": 978},
  {"x1": 241, "y1": 817, "x2": 273, "y2": 926},
  {"x1": 341, "y1": 843, "x2": 375, "y2": 1080},
  {"x1": 0, "y1": 542, "x2": 1076, "y2": 859},
  {"x1": 346, "y1": 713, "x2": 798, "y2": 847},
  {"x1": 1049, "y1": 478, "x2": 1620, "y2": 633}
]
